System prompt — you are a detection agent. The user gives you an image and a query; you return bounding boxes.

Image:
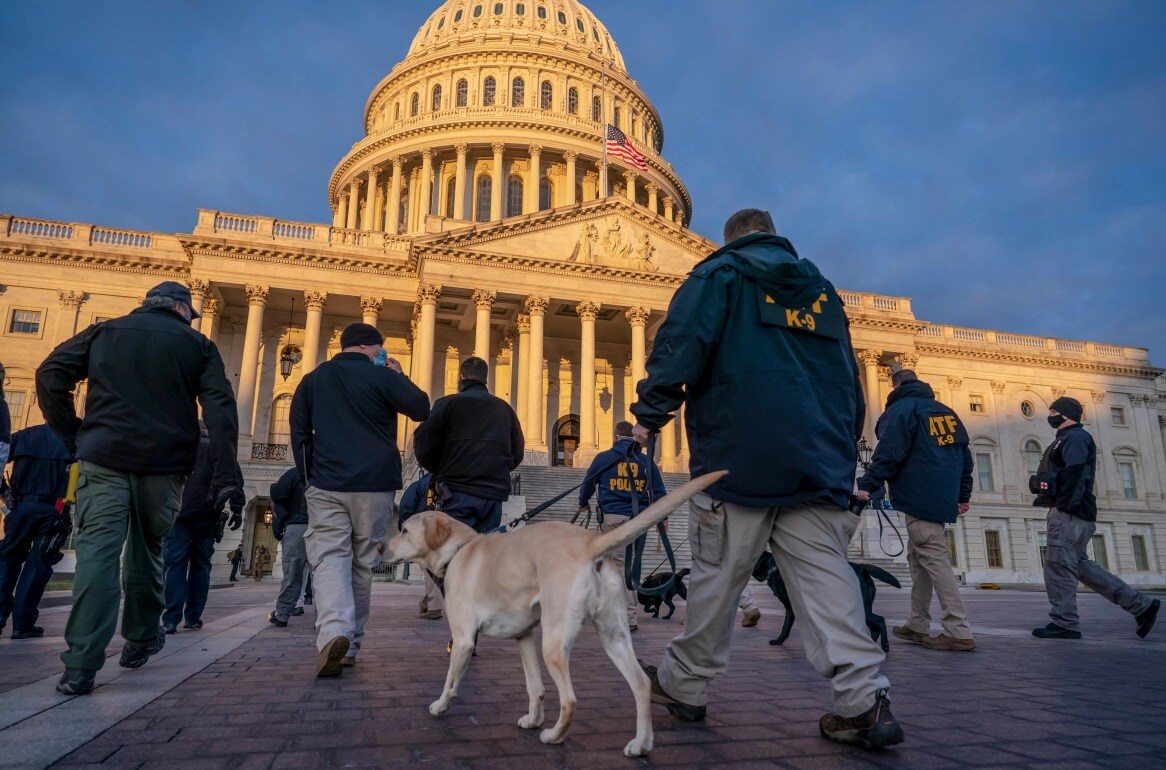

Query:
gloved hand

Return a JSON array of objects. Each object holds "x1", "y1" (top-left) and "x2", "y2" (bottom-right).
[{"x1": 211, "y1": 486, "x2": 246, "y2": 542}]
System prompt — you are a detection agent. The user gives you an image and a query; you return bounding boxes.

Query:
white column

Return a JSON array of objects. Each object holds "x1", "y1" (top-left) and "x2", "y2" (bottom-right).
[
  {"x1": 525, "y1": 296, "x2": 550, "y2": 449},
  {"x1": 491, "y1": 142, "x2": 504, "y2": 220},
  {"x1": 236, "y1": 285, "x2": 269, "y2": 440},
  {"x1": 515, "y1": 314, "x2": 531, "y2": 436},
  {"x1": 646, "y1": 183, "x2": 659, "y2": 215},
  {"x1": 187, "y1": 279, "x2": 210, "y2": 331},
  {"x1": 414, "y1": 284, "x2": 441, "y2": 400},
  {"x1": 360, "y1": 296, "x2": 382, "y2": 327},
  {"x1": 663, "y1": 196, "x2": 674, "y2": 222},
  {"x1": 346, "y1": 179, "x2": 360, "y2": 230},
  {"x1": 564, "y1": 151, "x2": 578, "y2": 205},
  {"x1": 201, "y1": 298, "x2": 222, "y2": 343},
  {"x1": 626, "y1": 306, "x2": 650, "y2": 395},
  {"x1": 858, "y1": 350, "x2": 882, "y2": 441},
  {"x1": 472, "y1": 289, "x2": 496, "y2": 360},
  {"x1": 453, "y1": 143, "x2": 468, "y2": 220},
  {"x1": 387, "y1": 156, "x2": 403, "y2": 234},
  {"x1": 624, "y1": 170, "x2": 636, "y2": 201},
  {"x1": 577, "y1": 301, "x2": 600, "y2": 453},
  {"x1": 364, "y1": 166, "x2": 380, "y2": 232},
  {"x1": 334, "y1": 192, "x2": 348, "y2": 229},
  {"x1": 525, "y1": 144, "x2": 542, "y2": 214},
  {"x1": 301, "y1": 291, "x2": 327, "y2": 372},
  {"x1": 419, "y1": 149, "x2": 434, "y2": 226}
]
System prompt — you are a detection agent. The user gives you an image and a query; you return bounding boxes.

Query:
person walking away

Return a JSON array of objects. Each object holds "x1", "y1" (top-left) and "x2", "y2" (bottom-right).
[{"x1": 268, "y1": 465, "x2": 311, "y2": 627}]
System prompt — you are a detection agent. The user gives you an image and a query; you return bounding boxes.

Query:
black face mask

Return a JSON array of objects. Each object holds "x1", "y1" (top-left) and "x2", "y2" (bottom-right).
[{"x1": 1047, "y1": 414, "x2": 1066, "y2": 429}]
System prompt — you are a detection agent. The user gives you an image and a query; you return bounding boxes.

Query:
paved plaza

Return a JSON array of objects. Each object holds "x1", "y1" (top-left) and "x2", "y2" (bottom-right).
[{"x1": 1, "y1": 578, "x2": 1163, "y2": 769}]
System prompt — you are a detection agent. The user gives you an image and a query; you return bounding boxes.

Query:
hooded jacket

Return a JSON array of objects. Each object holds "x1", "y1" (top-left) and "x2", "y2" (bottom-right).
[
  {"x1": 857, "y1": 380, "x2": 973, "y2": 524},
  {"x1": 578, "y1": 437, "x2": 667, "y2": 517},
  {"x1": 631, "y1": 232, "x2": 864, "y2": 509},
  {"x1": 270, "y1": 465, "x2": 308, "y2": 538},
  {"x1": 1033, "y1": 423, "x2": 1097, "y2": 521}
]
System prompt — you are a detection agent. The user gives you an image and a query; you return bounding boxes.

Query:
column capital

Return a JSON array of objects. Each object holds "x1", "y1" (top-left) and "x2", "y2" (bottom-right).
[
  {"x1": 420, "y1": 147, "x2": 434, "y2": 161},
  {"x1": 576, "y1": 300, "x2": 601, "y2": 321},
  {"x1": 454, "y1": 142, "x2": 468, "y2": 156},
  {"x1": 417, "y1": 283, "x2": 442, "y2": 305},
  {"x1": 359, "y1": 295, "x2": 383, "y2": 315},
  {"x1": 515, "y1": 313, "x2": 531, "y2": 333},
  {"x1": 348, "y1": 176, "x2": 362, "y2": 190},
  {"x1": 329, "y1": 328, "x2": 343, "y2": 346},
  {"x1": 187, "y1": 279, "x2": 211, "y2": 301},
  {"x1": 303, "y1": 290, "x2": 328, "y2": 312},
  {"x1": 990, "y1": 380, "x2": 1007, "y2": 395},
  {"x1": 529, "y1": 144, "x2": 543, "y2": 156},
  {"x1": 563, "y1": 150, "x2": 578, "y2": 162},
  {"x1": 644, "y1": 181, "x2": 658, "y2": 194},
  {"x1": 57, "y1": 290, "x2": 85, "y2": 309},
  {"x1": 895, "y1": 352, "x2": 918, "y2": 370},
  {"x1": 472, "y1": 289, "x2": 497, "y2": 310},
  {"x1": 244, "y1": 285, "x2": 270, "y2": 306},
  {"x1": 623, "y1": 169, "x2": 638, "y2": 182},
  {"x1": 1090, "y1": 389, "x2": 1107, "y2": 404},
  {"x1": 202, "y1": 297, "x2": 222, "y2": 318},
  {"x1": 662, "y1": 195, "x2": 674, "y2": 207},
  {"x1": 389, "y1": 154, "x2": 404, "y2": 169},
  {"x1": 337, "y1": 191, "x2": 349, "y2": 202},
  {"x1": 366, "y1": 165, "x2": 381, "y2": 177},
  {"x1": 524, "y1": 295, "x2": 550, "y2": 316},
  {"x1": 491, "y1": 141, "x2": 506, "y2": 154},
  {"x1": 946, "y1": 375, "x2": 963, "y2": 390},
  {"x1": 625, "y1": 306, "x2": 650, "y2": 326},
  {"x1": 857, "y1": 349, "x2": 881, "y2": 366}
]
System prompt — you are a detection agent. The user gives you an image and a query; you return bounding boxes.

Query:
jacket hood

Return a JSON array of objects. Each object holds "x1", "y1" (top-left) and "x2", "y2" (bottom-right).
[
  {"x1": 700, "y1": 233, "x2": 827, "y2": 307},
  {"x1": 885, "y1": 379, "x2": 935, "y2": 407}
]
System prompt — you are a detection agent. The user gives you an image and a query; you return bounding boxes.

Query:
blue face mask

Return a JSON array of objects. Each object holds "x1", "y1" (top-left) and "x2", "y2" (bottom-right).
[{"x1": 372, "y1": 348, "x2": 388, "y2": 367}]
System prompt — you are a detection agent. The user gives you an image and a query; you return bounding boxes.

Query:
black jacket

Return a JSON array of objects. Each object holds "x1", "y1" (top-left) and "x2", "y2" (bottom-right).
[
  {"x1": 414, "y1": 380, "x2": 524, "y2": 502},
  {"x1": 578, "y1": 437, "x2": 667, "y2": 516},
  {"x1": 179, "y1": 433, "x2": 214, "y2": 520},
  {"x1": 397, "y1": 471, "x2": 435, "y2": 524},
  {"x1": 35, "y1": 307, "x2": 239, "y2": 484},
  {"x1": 631, "y1": 233, "x2": 865, "y2": 509},
  {"x1": 1033, "y1": 423, "x2": 1097, "y2": 521},
  {"x1": 270, "y1": 466, "x2": 308, "y2": 538},
  {"x1": 291, "y1": 352, "x2": 430, "y2": 493},
  {"x1": 8, "y1": 424, "x2": 72, "y2": 513},
  {"x1": 857, "y1": 381, "x2": 973, "y2": 524}
]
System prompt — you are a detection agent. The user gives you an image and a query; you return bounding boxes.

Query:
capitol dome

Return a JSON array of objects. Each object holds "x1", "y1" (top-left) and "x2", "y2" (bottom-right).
[{"x1": 327, "y1": 0, "x2": 691, "y2": 235}]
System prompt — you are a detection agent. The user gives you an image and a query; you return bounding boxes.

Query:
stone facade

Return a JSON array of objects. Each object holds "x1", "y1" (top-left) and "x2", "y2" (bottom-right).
[{"x1": 1, "y1": 0, "x2": 1164, "y2": 586}]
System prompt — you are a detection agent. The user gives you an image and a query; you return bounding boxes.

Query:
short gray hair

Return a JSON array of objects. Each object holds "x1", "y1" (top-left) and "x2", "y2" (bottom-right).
[
  {"x1": 140, "y1": 295, "x2": 190, "y2": 320},
  {"x1": 723, "y1": 209, "x2": 776, "y2": 243}
]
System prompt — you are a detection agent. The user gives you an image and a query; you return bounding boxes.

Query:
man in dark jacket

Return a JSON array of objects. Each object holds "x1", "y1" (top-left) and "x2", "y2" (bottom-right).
[
  {"x1": 1032, "y1": 396, "x2": 1159, "y2": 640},
  {"x1": 413, "y1": 356, "x2": 523, "y2": 533},
  {"x1": 0, "y1": 421, "x2": 73, "y2": 639},
  {"x1": 857, "y1": 370, "x2": 975, "y2": 651},
  {"x1": 630, "y1": 210, "x2": 900, "y2": 749},
  {"x1": 578, "y1": 421, "x2": 666, "y2": 630},
  {"x1": 36, "y1": 281, "x2": 239, "y2": 696},
  {"x1": 291, "y1": 322, "x2": 430, "y2": 677},
  {"x1": 162, "y1": 421, "x2": 243, "y2": 634},
  {"x1": 268, "y1": 465, "x2": 310, "y2": 627},
  {"x1": 398, "y1": 470, "x2": 442, "y2": 619}
]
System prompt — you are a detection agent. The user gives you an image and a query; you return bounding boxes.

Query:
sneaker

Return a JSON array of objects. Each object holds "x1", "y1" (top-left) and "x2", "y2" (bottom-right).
[
  {"x1": 1135, "y1": 598, "x2": 1160, "y2": 639},
  {"x1": 642, "y1": 663, "x2": 706, "y2": 722},
  {"x1": 11, "y1": 626, "x2": 45, "y2": 640},
  {"x1": 163, "y1": 624, "x2": 178, "y2": 635},
  {"x1": 420, "y1": 609, "x2": 444, "y2": 620},
  {"x1": 267, "y1": 611, "x2": 288, "y2": 628},
  {"x1": 741, "y1": 607, "x2": 761, "y2": 628},
  {"x1": 892, "y1": 625, "x2": 927, "y2": 644},
  {"x1": 292, "y1": 607, "x2": 305, "y2": 616},
  {"x1": 819, "y1": 689, "x2": 904, "y2": 749},
  {"x1": 1032, "y1": 623, "x2": 1081, "y2": 639},
  {"x1": 316, "y1": 636, "x2": 350, "y2": 678},
  {"x1": 341, "y1": 656, "x2": 356, "y2": 667},
  {"x1": 119, "y1": 628, "x2": 166, "y2": 669},
  {"x1": 183, "y1": 620, "x2": 203, "y2": 630},
  {"x1": 921, "y1": 634, "x2": 976, "y2": 651},
  {"x1": 56, "y1": 668, "x2": 97, "y2": 696}
]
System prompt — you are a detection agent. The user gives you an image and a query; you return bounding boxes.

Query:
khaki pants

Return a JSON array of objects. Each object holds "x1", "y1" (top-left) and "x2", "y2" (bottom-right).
[
  {"x1": 422, "y1": 571, "x2": 444, "y2": 613},
  {"x1": 62, "y1": 461, "x2": 182, "y2": 672},
  {"x1": 656, "y1": 493, "x2": 889, "y2": 718},
  {"x1": 904, "y1": 516, "x2": 972, "y2": 640},
  {"x1": 598, "y1": 514, "x2": 638, "y2": 625},
  {"x1": 738, "y1": 585, "x2": 758, "y2": 613},
  {"x1": 304, "y1": 487, "x2": 393, "y2": 656}
]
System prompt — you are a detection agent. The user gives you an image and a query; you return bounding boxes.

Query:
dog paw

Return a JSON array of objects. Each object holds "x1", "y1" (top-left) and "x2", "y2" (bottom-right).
[
  {"x1": 623, "y1": 736, "x2": 653, "y2": 757},
  {"x1": 517, "y1": 713, "x2": 543, "y2": 729},
  {"x1": 428, "y1": 700, "x2": 450, "y2": 716},
  {"x1": 539, "y1": 728, "x2": 566, "y2": 745}
]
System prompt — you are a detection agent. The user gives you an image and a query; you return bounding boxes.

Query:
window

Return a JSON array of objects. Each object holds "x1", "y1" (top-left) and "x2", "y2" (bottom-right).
[
  {"x1": 432, "y1": 84, "x2": 442, "y2": 112},
  {"x1": 473, "y1": 4, "x2": 483, "y2": 18},
  {"x1": 437, "y1": 16, "x2": 445, "y2": 29},
  {"x1": 9, "y1": 310, "x2": 42, "y2": 334},
  {"x1": 410, "y1": 92, "x2": 419, "y2": 116},
  {"x1": 394, "y1": 102, "x2": 400, "y2": 121},
  {"x1": 576, "y1": 18, "x2": 584, "y2": 32},
  {"x1": 267, "y1": 395, "x2": 292, "y2": 447},
  {"x1": 1090, "y1": 534, "x2": 1109, "y2": 570},
  {"x1": 553, "y1": 415, "x2": 580, "y2": 467},
  {"x1": 592, "y1": 95, "x2": 601, "y2": 122},
  {"x1": 5, "y1": 390, "x2": 26, "y2": 430},
  {"x1": 445, "y1": 177, "x2": 457, "y2": 219},
  {"x1": 454, "y1": 9, "x2": 463, "y2": 22},
  {"x1": 494, "y1": 2, "x2": 503, "y2": 14},
  {"x1": 537, "y1": 5, "x2": 547, "y2": 19},
  {"x1": 1020, "y1": 400, "x2": 1034, "y2": 419},
  {"x1": 975, "y1": 452, "x2": 994, "y2": 492},
  {"x1": 456, "y1": 79, "x2": 468, "y2": 107},
  {"x1": 1118, "y1": 461, "x2": 1138, "y2": 499},
  {"x1": 592, "y1": 27, "x2": 600, "y2": 42},
  {"x1": 613, "y1": 106, "x2": 621, "y2": 129},
  {"x1": 506, "y1": 176, "x2": 523, "y2": 217},
  {"x1": 557, "y1": 10, "x2": 567, "y2": 24},
  {"x1": 1132, "y1": 535, "x2": 1150, "y2": 571},
  {"x1": 1111, "y1": 406, "x2": 1126, "y2": 426},
  {"x1": 483, "y1": 76, "x2": 496, "y2": 106},
  {"x1": 516, "y1": 3, "x2": 525, "y2": 15},
  {"x1": 1023, "y1": 439, "x2": 1042, "y2": 476},
  {"x1": 540, "y1": 80, "x2": 553, "y2": 110},
  {"x1": 985, "y1": 530, "x2": 1003, "y2": 568},
  {"x1": 969, "y1": 394, "x2": 984, "y2": 413},
  {"x1": 475, "y1": 175, "x2": 492, "y2": 221},
  {"x1": 539, "y1": 178, "x2": 552, "y2": 210},
  {"x1": 944, "y1": 528, "x2": 958, "y2": 567},
  {"x1": 511, "y1": 76, "x2": 524, "y2": 106},
  {"x1": 567, "y1": 86, "x2": 578, "y2": 114}
]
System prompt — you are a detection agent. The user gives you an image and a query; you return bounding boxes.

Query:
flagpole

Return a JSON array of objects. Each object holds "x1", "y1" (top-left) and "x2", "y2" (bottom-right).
[{"x1": 599, "y1": 62, "x2": 608, "y2": 200}]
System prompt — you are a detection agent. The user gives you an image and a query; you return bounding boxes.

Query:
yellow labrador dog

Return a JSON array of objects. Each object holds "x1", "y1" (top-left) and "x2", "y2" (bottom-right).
[{"x1": 385, "y1": 471, "x2": 725, "y2": 757}]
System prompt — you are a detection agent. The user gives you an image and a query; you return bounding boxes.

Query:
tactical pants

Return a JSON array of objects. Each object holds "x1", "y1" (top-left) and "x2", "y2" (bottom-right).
[
  {"x1": 0, "y1": 503, "x2": 65, "y2": 633},
  {"x1": 273, "y1": 523, "x2": 309, "y2": 622},
  {"x1": 162, "y1": 520, "x2": 215, "y2": 628},
  {"x1": 598, "y1": 514, "x2": 638, "y2": 626},
  {"x1": 656, "y1": 493, "x2": 890, "y2": 718},
  {"x1": 904, "y1": 516, "x2": 973, "y2": 640},
  {"x1": 1044, "y1": 508, "x2": 1152, "y2": 632},
  {"x1": 62, "y1": 461, "x2": 181, "y2": 672}
]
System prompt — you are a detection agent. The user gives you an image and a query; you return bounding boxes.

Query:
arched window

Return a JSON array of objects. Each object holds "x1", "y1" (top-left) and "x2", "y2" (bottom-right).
[
  {"x1": 537, "y1": 5, "x2": 547, "y2": 19},
  {"x1": 432, "y1": 84, "x2": 442, "y2": 112},
  {"x1": 494, "y1": 2, "x2": 503, "y2": 14},
  {"x1": 1023, "y1": 439, "x2": 1042, "y2": 475},
  {"x1": 540, "y1": 80, "x2": 553, "y2": 110},
  {"x1": 268, "y1": 395, "x2": 293, "y2": 447},
  {"x1": 511, "y1": 76, "x2": 525, "y2": 107},
  {"x1": 557, "y1": 10, "x2": 567, "y2": 24},
  {"x1": 445, "y1": 177, "x2": 457, "y2": 219},
  {"x1": 410, "y1": 92, "x2": 419, "y2": 116},
  {"x1": 437, "y1": 15, "x2": 445, "y2": 29},
  {"x1": 475, "y1": 175, "x2": 492, "y2": 221},
  {"x1": 592, "y1": 95, "x2": 601, "y2": 122},
  {"x1": 516, "y1": 3, "x2": 525, "y2": 15},
  {"x1": 552, "y1": 415, "x2": 580, "y2": 467},
  {"x1": 473, "y1": 4, "x2": 483, "y2": 18},
  {"x1": 394, "y1": 102, "x2": 400, "y2": 121},
  {"x1": 454, "y1": 9, "x2": 464, "y2": 22},
  {"x1": 506, "y1": 175, "x2": 523, "y2": 217},
  {"x1": 576, "y1": 18, "x2": 584, "y2": 33},
  {"x1": 483, "y1": 76, "x2": 496, "y2": 106},
  {"x1": 539, "y1": 178, "x2": 552, "y2": 210},
  {"x1": 567, "y1": 86, "x2": 578, "y2": 114},
  {"x1": 456, "y1": 79, "x2": 468, "y2": 107}
]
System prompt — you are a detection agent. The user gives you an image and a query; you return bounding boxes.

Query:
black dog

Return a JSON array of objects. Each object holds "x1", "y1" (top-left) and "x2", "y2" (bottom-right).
[
  {"x1": 636, "y1": 568, "x2": 690, "y2": 619},
  {"x1": 751, "y1": 552, "x2": 901, "y2": 652}
]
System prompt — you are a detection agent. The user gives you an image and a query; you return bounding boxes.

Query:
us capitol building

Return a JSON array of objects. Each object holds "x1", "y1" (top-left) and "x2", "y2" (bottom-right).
[{"x1": 2, "y1": 0, "x2": 1163, "y2": 588}]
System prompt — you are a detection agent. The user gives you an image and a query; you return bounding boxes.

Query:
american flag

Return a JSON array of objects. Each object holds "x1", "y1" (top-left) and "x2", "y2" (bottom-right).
[{"x1": 606, "y1": 124, "x2": 647, "y2": 171}]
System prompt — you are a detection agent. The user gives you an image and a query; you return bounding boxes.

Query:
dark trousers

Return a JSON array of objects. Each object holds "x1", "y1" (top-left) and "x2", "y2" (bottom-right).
[
  {"x1": 162, "y1": 520, "x2": 215, "y2": 627},
  {"x1": 0, "y1": 504, "x2": 64, "y2": 633},
  {"x1": 229, "y1": 560, "x2": 241, "y2": 581},
  {"x1": 440, "y1": 490, "x2": 503, "y2": 533}
]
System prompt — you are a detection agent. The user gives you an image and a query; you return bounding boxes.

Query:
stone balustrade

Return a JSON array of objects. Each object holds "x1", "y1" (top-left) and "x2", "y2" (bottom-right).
[
  {"x1": 918, "y1": 323, "x2": 1150, "y2": 363},
  {"x1": 1, "y1": 214, "x2": 184, "y2": 257},
  {"x1": 192, "y1": 210, "x2": 409, "y2": 256}
]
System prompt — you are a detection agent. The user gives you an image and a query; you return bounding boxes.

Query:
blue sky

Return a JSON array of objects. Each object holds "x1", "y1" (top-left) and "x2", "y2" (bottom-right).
[{"x1": 2, "y1": 1, "x2": 1164, "y2": 362}]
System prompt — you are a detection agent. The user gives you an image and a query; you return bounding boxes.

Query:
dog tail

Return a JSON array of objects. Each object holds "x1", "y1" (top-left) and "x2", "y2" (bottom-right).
[
  {"x1": 865, "y1": 564, "x2": 901, "y2": 589},
  {"x1": 588, "y1": 471, "x2": 726, "y2": 560}
]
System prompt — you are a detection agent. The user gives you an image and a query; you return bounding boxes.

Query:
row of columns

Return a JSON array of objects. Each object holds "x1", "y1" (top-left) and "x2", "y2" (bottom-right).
[{"x1": 858, "y1": 349, "x2": 918, "y2": 441}]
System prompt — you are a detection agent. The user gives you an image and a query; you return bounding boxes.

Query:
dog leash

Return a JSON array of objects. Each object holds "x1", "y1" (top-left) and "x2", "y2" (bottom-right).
[
  {"x1": 623, "y1": 431, "x2": 681, "y2": 599},
  {"x1": 873, "y1": 499, "x2": 905, "y2": 558}
]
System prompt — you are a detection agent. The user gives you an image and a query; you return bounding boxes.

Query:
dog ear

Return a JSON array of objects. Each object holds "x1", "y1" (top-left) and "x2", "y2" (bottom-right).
[{"x1": 424, "y1": 515, "x2": 452, "y2": 551}]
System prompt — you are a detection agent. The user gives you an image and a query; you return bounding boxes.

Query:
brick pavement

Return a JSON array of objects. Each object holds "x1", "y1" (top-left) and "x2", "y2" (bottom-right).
[{"x1": 1, "y1": 579, "x2": 1163, "y2": 769}]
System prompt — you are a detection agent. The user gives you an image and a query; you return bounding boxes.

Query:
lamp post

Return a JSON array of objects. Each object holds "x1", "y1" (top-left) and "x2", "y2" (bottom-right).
[
  {"x1": 263, "y1": 509, "x2": 273, "y2": 528},
  {"x1": 857, "y1": 437, "x2": 873, "y2": 471},
  {"x1": 279, "y1": 297, "x2": 301, "y2": 380}
]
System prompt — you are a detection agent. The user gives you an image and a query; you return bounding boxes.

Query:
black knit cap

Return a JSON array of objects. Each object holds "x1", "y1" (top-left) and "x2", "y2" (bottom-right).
[
  {"x1": 339, "y1": 322, "x2": 384, "y2": 349},
  {"x1": 1049, "y1": 396, "x2": 1083, "y2": 422}
]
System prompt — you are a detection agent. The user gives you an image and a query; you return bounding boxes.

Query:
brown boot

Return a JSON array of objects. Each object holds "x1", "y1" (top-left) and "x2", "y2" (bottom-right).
[
  {"x1": 741, "y1": 607, "x2": 761, "y2": 627},
  {"x1": 891, "y1": 625, "x2": 926, "y2": 644},
  {"x1": 820, "y1": 690, "x2": 904, "y2": 749},
  {"x1": 921, "y1": 633, "x2": 976, "y2": 651},
  {"x1": 316, "y1": 636, "x2": 350, "y2": 678}
]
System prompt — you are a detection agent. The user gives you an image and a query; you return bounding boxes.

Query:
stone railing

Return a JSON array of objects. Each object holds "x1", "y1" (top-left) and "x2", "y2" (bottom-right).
[
  {"x1": 836, "y1": 290, "x2": 913, "y2": 316},
  {"x1": 193, "y1": 210, "x2": 410, "y2": 257},
  {"x1": 7, "y1": 216, "x2": 73, "y2": 240},
  {"x1": 917, "y1": 324, "x2": 1151, "y2": 363},
  {"x1": 1, "y1": 214, "x2": 185, "y2": 258},
  {"x1": 91, "y1": 226, "x2": 153, "y2": 249}
]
